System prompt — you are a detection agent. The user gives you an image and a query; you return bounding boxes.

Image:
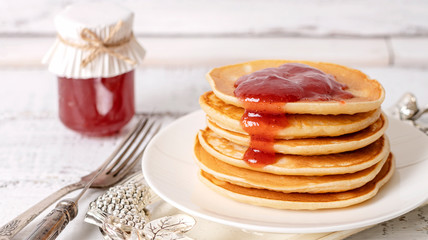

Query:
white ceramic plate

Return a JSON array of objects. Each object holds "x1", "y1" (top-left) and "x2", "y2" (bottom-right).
[{"x1": 142, "y1": 110, "x2": 428, "y2": 233}]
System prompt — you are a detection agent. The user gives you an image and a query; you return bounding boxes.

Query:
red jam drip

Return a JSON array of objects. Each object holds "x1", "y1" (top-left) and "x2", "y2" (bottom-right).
[
  {"x1": 58, "y1": 70, "x2": 135, "y2": 136},
  {"x1": 233, "y1": 63, "x2": 353, "y2": 167},
  {"x1": 241, "y1": 109, "x2": 288, "y2": 167}
]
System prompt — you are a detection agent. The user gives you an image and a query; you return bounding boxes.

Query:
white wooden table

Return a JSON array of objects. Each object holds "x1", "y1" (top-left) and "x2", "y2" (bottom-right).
[{"x1": 1, "y1": 1, "x2": 428, "y2": 239}]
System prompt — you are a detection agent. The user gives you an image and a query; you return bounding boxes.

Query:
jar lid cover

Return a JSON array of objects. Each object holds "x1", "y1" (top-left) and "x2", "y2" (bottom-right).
[{"x1": 43, "y1": 2, "x2": 145, "y2": 78}]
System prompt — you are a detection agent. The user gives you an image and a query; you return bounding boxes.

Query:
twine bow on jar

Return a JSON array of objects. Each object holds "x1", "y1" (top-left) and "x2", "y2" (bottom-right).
[{"x1": 58, "y1": 20, "x2": 137, "y2": 68}]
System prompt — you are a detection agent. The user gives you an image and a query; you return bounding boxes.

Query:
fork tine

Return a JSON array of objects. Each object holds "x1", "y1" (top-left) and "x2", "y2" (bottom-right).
[
  {"x1": 113, "y1": 121, "x2": 162, "y2": 177},
  {"x1": 96, "y1": 118, "x2": 148, "y2": 174},
  {"x1": 108, "y1": 120, "x2": 154, "y2": 175},
  {"x1": 110, "y1": 119, "x2": 161, "y2": 176},
  {"x1": 104, "y1": 118, "x2": 149, "y2": 174}
]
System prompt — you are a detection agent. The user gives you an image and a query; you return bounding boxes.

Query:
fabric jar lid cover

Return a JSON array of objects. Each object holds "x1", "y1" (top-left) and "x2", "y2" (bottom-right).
[{"x1": 43, "y1": 2, "x2": 145, "y2": 78}]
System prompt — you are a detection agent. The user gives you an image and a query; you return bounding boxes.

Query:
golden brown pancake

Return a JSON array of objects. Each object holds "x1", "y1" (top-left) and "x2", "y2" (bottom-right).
[
  {"x1": 200, "y1": 91, "x2": 381, "y2": 139},
  {"x1": 197, "y1": 131, "x2": 390, "y2": 175},
  {"x1": 206, "y1": 113, "x2": 387, "y2": 155},
  {"x1": 195, "y1": 60, "x2": 392, "y2": 210},
  {"x1": 194, "y1": 139, "x2": 389, "y2": 193},
  {"x1": 206, "y1": 60, "x2": 384, "y2": 115},
  {"x1": 199, "y1": 154, "x2": 394, "y2": 210}
]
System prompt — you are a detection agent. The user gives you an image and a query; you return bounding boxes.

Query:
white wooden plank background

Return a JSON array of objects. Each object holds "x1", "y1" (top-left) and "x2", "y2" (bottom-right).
[
  {"x1": 2, "y1": 0, "x2": 428, "y2": 37},
  {"x1": 0, "y1": 37, "x2": 391, "y2": 67},
  {"x1": 1, "y1": 0, "x2": 428, "y2": 68}
]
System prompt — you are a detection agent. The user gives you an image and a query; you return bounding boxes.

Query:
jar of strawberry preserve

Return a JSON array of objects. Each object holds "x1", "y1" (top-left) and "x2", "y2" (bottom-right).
[{"x1": 43, "y1": 2, "x2": 145, "y2": 135}]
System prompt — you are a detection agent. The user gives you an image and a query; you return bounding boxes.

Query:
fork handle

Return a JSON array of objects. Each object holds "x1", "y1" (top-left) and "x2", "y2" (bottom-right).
[
  {"x1": 0, "y1": 182, "x2": 84, "y2": 240},
  {"x1": 25, "y1": 199, "x2": 78, "y2": 240}
]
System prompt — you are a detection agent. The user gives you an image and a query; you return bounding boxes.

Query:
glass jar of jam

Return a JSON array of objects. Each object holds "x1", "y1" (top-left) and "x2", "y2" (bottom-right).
[
  {"x1": 58, "y1": 71, "x2": 135, "y2": 135},
  {"x1": 43, "y1": 2, "x2": 145, "y2": 135}
]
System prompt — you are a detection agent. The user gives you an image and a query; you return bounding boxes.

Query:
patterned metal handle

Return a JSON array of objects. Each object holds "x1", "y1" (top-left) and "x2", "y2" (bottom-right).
[
  {"x1": 25, "y1": 199, "x2": 78, "y2": 240},
  {"x1": 0, "y1": 182, "x2": 83, "y2": 240}
]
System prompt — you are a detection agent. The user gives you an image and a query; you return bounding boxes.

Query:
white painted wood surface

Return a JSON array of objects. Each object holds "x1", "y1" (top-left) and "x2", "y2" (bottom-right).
[
  {"x1": 0, "y1": 37, "x2": 391, "y2": 68},
  {"x1": 1, "y1": 0, "x2": 428, "y2": 239},
  {"x1": 2, "y1": 0, "x2": 428, "y2": 37},
  {"x1": 1, "y1": 0, "x2": 428, "y2": 68}
]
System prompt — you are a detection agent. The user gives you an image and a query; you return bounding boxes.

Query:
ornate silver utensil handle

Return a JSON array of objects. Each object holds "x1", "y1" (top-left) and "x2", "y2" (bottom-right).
[
  {"x1": 24, "y1": 200, "x2": 77, "y2": 240},
  {"x1": 0, "y1": 182, "x2": 83, "y2": 240}
]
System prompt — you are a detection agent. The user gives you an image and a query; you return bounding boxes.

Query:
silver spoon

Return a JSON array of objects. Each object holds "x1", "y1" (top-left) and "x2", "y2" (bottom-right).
[
  {"x1": 412, "y1": 105, "x2": 428, "y2": 120},
  {"x1": 414, "y1": 122, "x2": 428, "y2": 134},
  {"x1": 396, "y1": 92, "x2": 419, "y2": 120},
  {"x1": 395, "y1": 93, "x2": 428, "y2": 135}
]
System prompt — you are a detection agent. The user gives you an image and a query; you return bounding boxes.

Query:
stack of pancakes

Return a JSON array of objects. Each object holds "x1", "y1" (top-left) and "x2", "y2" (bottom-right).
[{"x1": 194, "y1": 60, "x2": 394, "y2": 210}]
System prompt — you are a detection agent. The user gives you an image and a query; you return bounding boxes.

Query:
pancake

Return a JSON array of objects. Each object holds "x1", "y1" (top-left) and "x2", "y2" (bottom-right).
[
  {"x1": 199, "y1": 154, "x2": 394, "y2": 210},
  {"x1": 200, "y1": 91, "x2": 381, "y2": 139},
  {"x1": 197, "y1": 130, "x2": 390, "y2": 175},
  {"x1": 206, "y1": 113, "x2": 388, "y2": 155},
  {"x1": 206, "y1": 60, "x2": 384, "y2": 115},
  {"x1": 194, "y1": 139, "x2": 389, "y2": 193}
]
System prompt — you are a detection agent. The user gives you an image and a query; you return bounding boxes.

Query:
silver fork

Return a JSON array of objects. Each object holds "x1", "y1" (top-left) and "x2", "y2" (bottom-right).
[{"x1": 0, "y1": 117, "x2": 161, "y2": 240}]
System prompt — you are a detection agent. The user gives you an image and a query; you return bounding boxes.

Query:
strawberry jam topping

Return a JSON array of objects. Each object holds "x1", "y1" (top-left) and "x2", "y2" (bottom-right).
[{"x1": 234, "y1": 63, "x2": 353, "y2": 166}]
